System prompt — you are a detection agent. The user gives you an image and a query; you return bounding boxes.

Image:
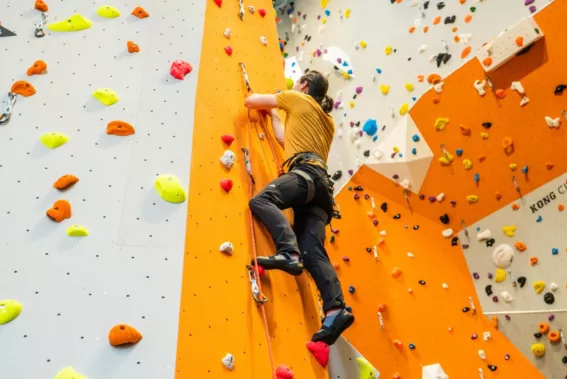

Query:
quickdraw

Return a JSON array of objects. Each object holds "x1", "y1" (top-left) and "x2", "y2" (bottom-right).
[
  {"x1": 241, "y1": 148, "x2": 255, "y2": 185},
  {"x1": 247, "y1": 265, "x2": 268, "y2": 304},
  {"x1": 238, "y1": 0, "x2": 245, "y2": 20},
  {"x1": 0, "y1": 92, "x2": 17, "y2": 126},
  {"x1": 35, "y1": 12, "x2": 48, "y2": 38}
]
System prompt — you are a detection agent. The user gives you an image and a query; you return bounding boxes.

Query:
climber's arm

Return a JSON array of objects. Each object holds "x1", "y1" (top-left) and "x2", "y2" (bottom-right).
[
  {"x1": 244, "y1": 94, "x2": 278, "y2": 110},
  {"x1": 270, "y1": 109, "x2": 285, "y2": 146}
]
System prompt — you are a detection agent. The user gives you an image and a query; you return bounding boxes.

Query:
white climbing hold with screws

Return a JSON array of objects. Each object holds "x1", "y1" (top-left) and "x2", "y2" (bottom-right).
[
  {"x1": 220, "y1": 150, "x2": 235, "y2": 170},
  {"x1": 474, "y1": 80, "x2": 486, "y2": 96},
  {"x1": 545, "y1": 116, "x2": 561, "y2": 128},
  {"x1": 550, "y1": 282, "x2": 559, "y2": 291},
  {"x1": 442, "y1": 228, "x2": 454, "y2": 238},
  {"x1": 434, "y1": 82, "x2": 444, "y2": 94},
  {"x1": 511, "y1": 81, "x2": 525, "y2": 94},
  {"x1": 520, "y1": 96, "x2": 530, "y2": 107},
  {"x1": 220, "y1": 241, "x2": 234, "y2": 255},
  {"x1": 224, "y1": 28, "x2": 231, "y2": 39},
  {"x1": 501, "y1": 291, "x2": 513, "y2": 303},
  {"x1": 483, "y1": 331, "x2": 491, "y2": 341},
  {"x1": 478, "y1": 349, "x2": 486, "y2": 360},
  {"x1": 436, "y1": 193, "x2": 445, "y2": 202},
  {"x1": 260, "y1": 36, "x2": 267, "y2": 46},
  {"x1": 222, "y1": 353, "x2": 235, "y2": 370},
  {"x1": 477, "y1": 229, "x2": 492, "y2": 241}
]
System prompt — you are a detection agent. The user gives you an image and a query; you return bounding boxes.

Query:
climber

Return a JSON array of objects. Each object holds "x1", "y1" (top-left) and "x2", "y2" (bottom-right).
[{"x1": 244, "y1": 70, "x2": 354, "y2": 346}]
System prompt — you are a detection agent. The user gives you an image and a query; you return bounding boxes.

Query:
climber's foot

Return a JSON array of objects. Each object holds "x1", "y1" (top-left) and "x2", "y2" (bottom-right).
[
  {"x1": 312, "y1": 309, "x2": 355, "y2": 346},
  {"x1": 252, "y1": 252, "x2": 304, "y2": 276}
]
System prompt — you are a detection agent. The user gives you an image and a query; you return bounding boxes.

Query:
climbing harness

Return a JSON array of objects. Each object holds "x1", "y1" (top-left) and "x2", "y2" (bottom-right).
[
  {"x1": 35, "y1": 12, "x2": 48, "y2": 38},
  {"x1": 0, "y1": 92, "x2": 17, "y2": 126}
]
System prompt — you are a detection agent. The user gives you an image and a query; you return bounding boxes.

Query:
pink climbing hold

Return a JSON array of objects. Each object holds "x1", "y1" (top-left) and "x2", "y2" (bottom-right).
[
  {"x1": 220, "y1": 179, "x2": 233, "y2": 193},
  {"x1": 275, "y1": 365, "x2": 294, "y2": 379},
  {"x1": 221, "y1": 134, "x2": 235, "y2": 146},
  {"x1": 170, "y1": 60, "x2": 193, "y2": 80},
  {"x1": 355, "y1": 86, "x2": 363, "y2": 94},
  {"x1": 306, "y1": 341, "x2": 330, "y2": 368}
]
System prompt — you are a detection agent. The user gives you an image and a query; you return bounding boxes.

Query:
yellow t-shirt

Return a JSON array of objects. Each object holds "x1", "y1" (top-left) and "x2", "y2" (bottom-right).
[{"x1": 275, "y1": 90, "x2": 335, "y2": 164}]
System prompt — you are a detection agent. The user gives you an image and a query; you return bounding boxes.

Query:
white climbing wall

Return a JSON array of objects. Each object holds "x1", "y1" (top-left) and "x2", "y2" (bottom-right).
[
  {"x1": 277, "y1": 0, "x2": 550, "y2": 193},
  {"x1": 0, "y1": 0, "x2": 205, "y2": 378}
]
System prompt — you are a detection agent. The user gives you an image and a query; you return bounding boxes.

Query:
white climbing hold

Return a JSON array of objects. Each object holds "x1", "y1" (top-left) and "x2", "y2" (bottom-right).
[
  {"x1": 417, "y1": 44, "x2": 427, "y2": 54},
  {"x1": 442, "y1": 283, "x2": 449, "y2": 289},
  {"x1": 492, "y1": 244, "x2": 514, "y2": 268},
  {"x1": 354, "y1": 139, "x2": 362, "y2": 148},
  {"x1": 474, "y1": 80, "x2": 486, "y2": 96},
  {"x1": 510, "y1": 81, "x2": 525, "y2": 94},
  {"x1": 260, "y1": 36, "x2": 268, "y2": 46},
  {"x1": 220, "y1": 150, "x2": 235, "y2": 170},
  {"x1": 478, "y1": 350, "x2": 486, "y2": 360},
  {"x1": 224, "y1": 28, "x2": 231, "y2": 38},
  {"x1": 222, "y1": 353, "x2": 235, "y2": 370},
  {"x1": 501, "y1": 291, "x2": 513, "y2": 303},
  {"x1": 220, "y1": 241, "x2": 234, "y2": 255},
  {"x1": 483, "y1": 331, "x2": 491, "y2": 341},
  {"x1": 550, "y1": 282, "x2": 559, "y2": 291},
  {"x1": 247, "y1": 5, "x2": 255, "y2": 13},
  {"x1": 433, "y1": 82, "x2": 444, "y2": 94},
  {"x1": 336, "y1": 129, "x2": 344, "y2": 138},
  {"x1": 442, "y1": 228, "x2": 454, "y2": 238},
  {"x1": 460, "y1": 33, "x2": 472, "y2": 44},
  {"x1": 380, "y1": 230, "x2": 387, "y2": 236},
  {"x1": 372, "y1": 149, "x2": 383, "y2": 160},
  {"x1": 349, "y1": 129, "x2": 361, "y2": 142},
  {"x1": 545, "y1": 116, "x2": 561, "y2": 128},
  {"x1": 436, "y1": 193, "x2": 445, "y2": 202},
  {"x1": 520, "y1": 96, "x2": 530, "y2": 107},
  {"x1": 477, "y1": 229, "x2": 492, "y2": 241},
  {"x1": 400, "y1": 179, "x2": 411, "y2": 189},
  {"x1": 407, "y1": 252, "x2": 415, "y2": 258},
  {"x1": 388, "y1": 106, "x2": 396, "y2": 118}
]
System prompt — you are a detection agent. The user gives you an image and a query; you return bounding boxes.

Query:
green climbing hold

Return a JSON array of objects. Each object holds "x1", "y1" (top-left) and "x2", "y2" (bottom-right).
[
  {"x1": 470, "y1": 6, "x2": 476, "y2": 12},
  {"x1": 285, "y1": 78, "x2": 294, "y2": 90},
  {"x1": 40, "y1": 132, "x2": 70, "y2": 149},
  {"x1": 92, "y1": 88, "x2": 120, "y2": 106},
  {"x1": 330, "y1": 235, "x2": 335, "y2": 243},
  {"x1": 154, "y1": 175, "x2": 187, "y2": 203},
  {"x1": 67, "y1": 225, "x2": 89, "y2": 237},
  {"x1": 97, "y1": 5, "x2": 121, "y2": 18},
  {"x1": 357, "y1": 357, "x2": 377, "y2": 378},
  {"x1": 535, "y1": 28, "x2": 540, "y2": 34},
  {"x1": 54, "y1": 366, "x2": 88, "y2": 379},
  {"x1": 0, "y1": 299, "x2": 22, "y2": 325},
  {"x1": 48, "y1": 14, "x2": 93, "y2": 32}
]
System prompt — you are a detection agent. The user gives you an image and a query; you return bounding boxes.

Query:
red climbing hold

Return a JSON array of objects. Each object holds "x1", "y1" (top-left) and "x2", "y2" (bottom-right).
[
  {"x1": 213, "y1": 0, "x2": 222, "y2": 7},
  {"x1": 170, "y1": 60, "x2": 193, "y2": 80},
  {"x1": 306, "y1": 341, "x2": 330, "y2": 368},
  {"x1": 256, "y1": 265, "x2": 265, "y2": 276},
  {"x1": 224, "y1": 46, "x2": 233, "y2": 56},
  {"x1": 259, "y1": 8, "x2": 267, "y2": 17},
  {"x1": 221, "y1": 134, "x2": 235, "y2": 146},
  {"x1": 275, "y1": 365, "x2": 294, "y2": 379},
  {"x1": 220, "y1": 179, "x2": 233, "y2": 193}
]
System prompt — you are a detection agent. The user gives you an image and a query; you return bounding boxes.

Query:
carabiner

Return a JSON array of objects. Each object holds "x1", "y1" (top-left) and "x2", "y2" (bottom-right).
[
  {"x1": 0, "y1": 92, "x2": 17, "y2": 126},
  {"x1": 247, "y1": 265, "x2": 268, "y2": 304},
  {"x1": 238, "y1": 0, "x2": 245, "y2": 20},
  {"x1": 34, "y1": 12, "x2": 48, "y2": 38}
]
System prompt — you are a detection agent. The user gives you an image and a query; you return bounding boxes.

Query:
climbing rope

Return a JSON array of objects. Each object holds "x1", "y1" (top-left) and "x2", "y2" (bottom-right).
[{"x1": 239, "y1": 62, "x2": 277, "y2": 379}]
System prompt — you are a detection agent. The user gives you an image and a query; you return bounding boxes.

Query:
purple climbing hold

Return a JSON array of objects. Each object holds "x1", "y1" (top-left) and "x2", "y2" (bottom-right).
[
  {"x1": 337, "y1": 58, "x2": 342, "y2": 64},
  {"x1": 364, "y1": 194, "x2": 370, "y2": 200},
  {"x1": 473, "y1": 272, "x2": 480, "y2": 279},
  {"x1": 419, "y1": 194, "x2": 425, "y2": 200},
  {"x1": 462, "y1": 244, "x2": 469, "y2": 249},
  {"x1": 354, "y1": 193, "x2": 360, "y2": 200},
  {"x1": 350, "y1": 121, "x2": 355, "y2": 127},
  {"x1": 334, "y1": 101, "x2": 341, "y2": 109},
  {"x1": 492, "y1": 296, "x2": 499, "y2": 303},
  {"x1": 505, "y1": 315, "x2": 511, "y2": 321},
  {"x1": 342, "y1": 256, "x2": 350, "y2": 262},
  {"x1": 355, "y1": 86, "x2": 363, "y2": 94},
  {"x1": 393, "y1": 174, "x2": 399, "y2": 179},
  {"x1": 488, "y1": 273, "x2": 494, "y2": 280},
  {"x1": 450, "y1": 200, "x2": 457, "y2": 206},
  {"x1": 524, "y1": 0, "x2": 534, "y2": 5},
  {"x1": 317, "y1": 15, "x2": 321, "y2": 20},
  {"x1": 316, "y1": 49, "x2": 322, "y2": 57},
  {"x1": 373, "y1": 220, "x2": 379, "y2": 226},
  {"x1": 428, "y1": 196, "x2": 437, "y2": 202},
  {"x1": 348, "y1": 169, "x2": 354, "y2": 175},
  {"x1": 529, "y1": 5, "x2": 536, "y2": 12},
  {"x1": 549, "y1": 314, "x2": 555, "y2": 321}
]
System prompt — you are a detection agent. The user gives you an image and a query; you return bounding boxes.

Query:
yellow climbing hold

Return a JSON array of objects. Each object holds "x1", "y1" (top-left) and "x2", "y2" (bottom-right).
[
  {"x1": 0, "y1": 299, "x2": 22, "y2": 325},
  {"x1": 393, "y1": 146, "x2": 400, "y2": 153},
  {"x1": 40, "y1": 132, "x2": 69, "y2": 149},
  {"x1": 48, "y1": 14, "x2": 93, "y2": 32},
  {"x1": 360, "y1": 40, "x2": 367, "y2": 48},
  {"x1": 494, "y1": 268, "x2": 507, "y2": 283},
  {"x1": 344, "y1": 8, "x2": 351, "y2": 18},
  {"x1": 357, "y1": 357, "x2": 377, "y2": 378},
  {"x1": 320, "y1": 0, "x2": 329, "y2": 8},
  {"x1": 385, "y1": 46, "x2": 393, "y2": 55},
  {"x1": 322, "y1": 18, "x2": 327, "y2": 24},
  {"x1": 399, "y1": 103, "x2": 409, "y2": 115},
  {"x1": 466, "y1": 195, "x2": 479, "y2": 203},
  {"x1": 97, "y1": 5, "x2": 121, "y2": 18},
  {"x1": 481, "y1": 132, "x2": 489, "y2": 139},
  {"x1": 510, "y1": 163, "x2": 517, "y2": 171},
  {"x1": 154, "y1": 175, "x2": 187, "y2": 203},
  {"x1": 55, "y1": 366, "x2": 88, "y2": 379},
  {"x1": 502, "y1": 225, "x2": 517, "y2": 237},
  {"x1": 342, "y1": 71, "x2": 351, "y2": 79},
  {"x1": 405, "y1": 83, "x2": 414, "y2": 92},
  {"x1": 285, "y1": 78, "x2": 294, "y2": 90},
  {"x1": 531, "y1": 343, "x2": 546, "y2": 358},
  {"x1": 463, "y1": 159, "x2": 473, "y2": 170},
  {"x1": 349, "y1": 101, "x2": 355, "y2": 109},
  {"x1": 92, "y1": 88, "x2": 120, "y2": 106},
  {"x1": 380, "y1": 85, "x2": 390, "y2": 95},
  {"x1": 438, "y1": 152, "x2": 454, "y2": 165},
  {"x1": 434, "y1": 118, "x2": 450, "y2": 131},
  {"x1": 533, "y1": 280, "x2": 545, "y2": 294},
  {"x1": 67, "y1": 225, "x2": 89, "y2": 237}
]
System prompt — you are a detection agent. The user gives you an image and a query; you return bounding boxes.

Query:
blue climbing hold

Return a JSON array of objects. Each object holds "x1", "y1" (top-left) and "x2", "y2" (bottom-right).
[
  {"x1": 536, "y1": 215, "x2": 543, "y2": 222},
  {"x1": 474, "y1": 173, "x2": 480, "y2": 182},
  {"x1": 398, "y1": 153, "x2": 403, "y2": 158},
  {"x1": 412, "y1": 134, "x2": 420, "y2": 142},
  {"x1": 456, "y1": 149, "x2": 463, "y2": 156},
  {"x1": 342, "y1": 61, "x2": 348, "y2": 67},
  {"x1": 291, "y1": 62, "x2": 296, "y2": 67},
  {"x1": 372, "y1": 135, "x2": 378, "y2": 142},
  {"x1": 347, "y1": 69, "x2": 353, "y2": 74},
  {"x1": 376, "y1": 68, "x2": 382, "y2": 74},
  {"x1": 349, "y1": 286, "x2": 355, "y2": 294},
  {"x1": 522, "y1": 165, "x2": 528, "y2": 174},
  {"x1": 325, "y1": 9, "x2": 331, "y2": 16},
  {"x1": 476, "y1": 227, "x2": 481, "y2": 232},
  {"x1": 412, "y1": 97, "x2": 417, "y2": 101},
  {"x1": 411, "y1": 148, "x2": 417, "y2": 155},
  {"x1": 552, "y1": 248, "x2": 559, "y2": 255},
  {"x1": 287, "y1": 7, "x2": 293, "y2": 14},
  {"x1": 279, "y1": 42, "x2": 284, "y2": 52},
  {"x1": 409, "y1": 344, "x2": 416, "y2": 350},
  {"x1": 363, "y1": 119, "x2": 378, "y2": 136}
]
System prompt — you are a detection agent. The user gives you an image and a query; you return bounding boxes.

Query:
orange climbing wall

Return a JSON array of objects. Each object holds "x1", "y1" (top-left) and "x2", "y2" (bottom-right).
[
  {"x1": 175, "y1": 1, "x2": 327, "y2": 378},
  {"x1": 326, "y1": 1, "x2": 567, "y2": 378}
]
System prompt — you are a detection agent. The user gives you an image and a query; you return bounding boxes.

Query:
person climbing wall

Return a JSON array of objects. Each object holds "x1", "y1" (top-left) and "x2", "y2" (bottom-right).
[{"x1": 244, "y1": 70, "x2": 354, "y2": 346}]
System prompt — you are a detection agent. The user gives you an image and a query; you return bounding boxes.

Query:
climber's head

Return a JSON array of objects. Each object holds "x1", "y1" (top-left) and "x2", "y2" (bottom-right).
[{"x1": 294, "y1": 70, "x2": 334, "y2": 114}]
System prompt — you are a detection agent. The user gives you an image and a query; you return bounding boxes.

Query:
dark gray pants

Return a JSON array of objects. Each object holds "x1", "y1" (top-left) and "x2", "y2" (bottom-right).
[{"x1": 249, "y1": 164, "x2": 345, "y2": 313}]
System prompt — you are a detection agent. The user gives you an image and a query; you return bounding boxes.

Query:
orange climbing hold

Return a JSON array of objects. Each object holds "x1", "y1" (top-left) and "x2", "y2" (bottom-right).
[
  {"x1": 511, "y1": 203, "x2": 520, "y2": 211},
  {"x1": 108, "y1": 324, "x2": 143, "y2": 346},
  {"x1": 461, "y1": 46, "x2": 472, "y2": 59},
  {"x1": 46, "y1": 200, "x2": 72, "y2": 223},
  {"x1": 495, "y1": 89, "x2": 506, "y2": 99},
  {"x1": 459, "y1": 125, "x2": 471, "y2": 135},
  {"x1": 464, "y1": 14, "x2": 472, "y2": 23},
  {"x1": 515, "y1": 36, "x2": 524, "y2": 47},
  {"x1": 538, "y1": 322, "x2": 550, "y2": 334},
  {"x1": 35, "y1": 0, "x2": 48, "y2": 12},
  {"x1": 408, "y1": 26, "x2": 416, "y2": 33},
  {"x1": 53, "y1": 175, "x2": 79, "y2": 190},
  {"x1": 502, "y1": 137, "x2": 514, "y2": 155},
  {"x1": 432, "y1": 16, "x2": 441, "y2": 25},
  {"x1": 559, "y1": 204, "x2": 565, "y2": 211},
  {"x1": 454, "y1": 35, "x2": 461, "y2": 43},
  {"x1": 107, "y1": 121, "x2": 136, "y2": 136},
  {"x1": 427, "y1": 73, "x2": 441, "y2": 84},
  {"x1": 417, "y1": 75, "x2": 424, "y2": 82},
  {"x1": 423, "y1": 26, "x2": 429, "y2": 33},
  {"x1": 530, "y1": 257, "x2": 538, "y2": 266},
  {"x1": 482, "y1": 57, "x2": 493, "y2": 67},
  {"x1": 127, "y1": 41, "x2": 140, "y2": 53},
  {"x1": 460, "y1": 0, "x2": 466, "y2": 3},
  {"x1": 495, "y1": 192, "x2": 502, "y2": 200},
  {"x1": 378, "y1": 303, "x2": 387, "y2": 312},
  {"x1": 491, "y1": 316, "x2": 499, "y2": 329},
  {"x1": 452, "y1": 27, "x2": 458, "y2": 33},
  {"x1": 11, "y1": 81, "x2": 36, "y2": 97},
  {"x1": 132, "y1": 6, "x2": 150, "y2": 19},
  {"x1": 546, "y1": 162, "x2": 555, "y2": 170},
  {"x1": 391, "y1": 267, "x2": 402, "y2": 278},
  {"x1": 393, "y1": 339, "x2": 403, "y2": 349},
  {"x1": 548, "y1": 330, "x2": 561, "y2": 343},
  {"x1": 515, "y1": 241, "x2": 527, "y2": 252},
  {"x1": 26, "y1": 60, "x2": 47, "y2": 76}
]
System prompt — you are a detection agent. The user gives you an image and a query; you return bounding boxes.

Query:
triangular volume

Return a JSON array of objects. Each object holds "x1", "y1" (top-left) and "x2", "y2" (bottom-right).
[
  {"x1": 404, "y1": 113, "x2": 433, "y2": 160},
  {"x1": 422, "y1": 363, "x2": 448, "y2": 379},
  {"x1": 0, "y1": 25, "x2": 17, "y2": 37},
  {"x1": 329, "y1": 337, "x2": 380, "y2": 378},
  {"x1": 366, "y1": 156, "x2": 433, "y2": 194}
]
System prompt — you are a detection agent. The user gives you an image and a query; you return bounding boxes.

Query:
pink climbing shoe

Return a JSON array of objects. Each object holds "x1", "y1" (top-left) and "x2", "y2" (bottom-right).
[
  {"x1": 275, "y1": 365, "x2": 294, "y2": 379},
  {"x1": 312, "y1": 308, "x2": 355, "y2": 346}
]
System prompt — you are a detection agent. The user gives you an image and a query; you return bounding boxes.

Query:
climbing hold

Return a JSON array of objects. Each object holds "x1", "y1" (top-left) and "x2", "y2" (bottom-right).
[
  {"x1": 533, "y1": 281, "x2": 545, "y2": 294},
  {"x1": 474, "y1": 80, "x2": 486, "y2": 96},
  {"x1": 548, "y1": 330, "x2": 561, "y2": 343},
  {"x1": 127, "y1": 41, "x2": 140, "y2": 53},
  {"x1": 92, "y1": 88, "x2": 119, "y2": 106},
  {"x1": 0, "y1": 299, "x2": 22, "y2": 325},
  {"x1": 107, "y1": 121, "x2": 135, "y2": 136},
  {"x1": 40, "y1": 132, "x2": 69, "y2": 149},
  {"x1": 379, "y1": 85, "x2": 390, "y2": 95},
  {"x1": 220, "y1": 179, "x2": 233, "y2": 193},
  {"x1": 559, "y1": 204, "x2": 565, "y2": 211},
  {"x1": 546, "y1": 162, "x2": 555, "y2": 170},
  {"x1": 220, "y1": 150, "x2": 235, "y2": 170},
  {"x1": 461, "y1": 46, "x2": 471, "y2": 59},
  {"x1": 385, "y1": 46, "x2": 393, "y2": 55},
  {"x1": 439, "y1": 214, "x2": 449, "y2": 224},
  {"x1": 501, "y1": 291, "x2": 513, "y2": 303},
  {"x1": 550, "y1": 282, "x2": 559, "y2": 291},
  {"x1": 515, "y1": 36, "x2": 524, "y2": 47},
  {"x1": 494, "y1": 268, "x2": 507, "y2": 283},
  {"x1": 97, "y1": 5, "x2": 121, "y2": 18},
  {"x1": 221, "y1": 134, "x2": 235, "y2": 146},
  {"x1": 275, "y1": 365, "x2": 294, "y2": 379},
  {"x1": 53, "y1": 175, "x2": 79, "y2": 190},
  {"x1": 306, "y1": 341, "x2": 330, "y2": 368},
  {"x1": 514, "y1": 242, "x2": 527, "y2": 251},
  {"x1": 399, "y1": 103, "x2": 409, "y2": 115},
  {"x1": 530, "y1": 257, "x2": 539, "y2": 266},
  {"x1": 442, "y1": 229, "x2": 454, "y2": 238},
  {"x1": 224, "y1": 46, "x2": 233, "y2": 56},
  {"x1": 495, "y1": 89, "x2": 506, "y2": 99},
  {"x1": 536, "y1": 215, "x2": 543, "y2": 222},
  {"x1": 349, "y1": 286, "x2": 356, "y2": 294},
  {"x1": 54, "y1": 367, "x2": 88, "y2": 379},
  {"x1": 502, "y1": 137, "x2": 514, "y2": 155},
  {"x1": 391, "y1": 267, "x2": 402, "y2": 278},
  {"x1": 219, "y1": 241, "x2": 233, "y2": 255},
  {"x1": 502, "y1": 225, "x2": 516, "y2": 237},
  {"x1": 439, "y1": 152, "x2": 454, "y2": 165},
  {"x1": 11, "y1": 81, "x2": 36, "y2": 97},
  {"x1": 332, "y1": 171, "x2": 342, "y2": 181},
  {"x1": 27, "y1": 60, "x2": 47, "y2": 76},
  {"x1": 473, "y1": 173, "x2": 480, "y2": 183},
  {"x1": 545, "y1": 116, "x2": 561, "y2": 128},
  {"x1": 519, "y1": 96, "x2": 530, "y2": 106},
  {"x1": 511, "y1": 81, "x2": 525, "y2": 94},
  {"x1": 554, "y1": 84, "x2": 567, "y2": 95},
  {"x1": 170, "y1": 60, "x2": 193, "y2": 80},
  {"x1": 35, "y1": 0, "x2": 48, "y2": 12},
  {"x1": 485, "y1": 285, "x2": 493, "y2": 296},
  {"x1": 552, "y1": 248, "x2": 559, "y2": 255},
  {"x1": 492, "y1": 244, "x2": 514, "y2": 268},
  {"x1": 478, "y1": 350, "x2": 486, "y2": 360},
  {"x1": 108, "y1": 324, "x2": 142, "y2": 346},
  {"x1": 405, "y1": 83, "x2": 414, "y2": 92},
  {"x1": 258, "y1": 8, "x2": 267, "y2": 17},
  {"x1": 486, "y1": 239, "x2": 496, "y2": 247},
  {"x1": 66, "y1": 225, "x2": 89, "y2": 237},
  {"x1": 531, "y1": 343, "x2": 545, "y2": 357},
  {"x1": 154, "y1": 175, "x2": 187, "y2": 203},
  {"x1": 357, "y1": 357, "x2": 376, "y2": 378},
  {"x1": 213, "y1": 0, "x2": 222, "y2": 7},
  {"x1": 48, "y1": 14, "x2": 93, "y2": 32},
  {"x1": 222, "y1": 353, "x2": 235, "y2": 370},
  {"x1": 363, "y1": 119, "x2": 377, "y2": 136},
  {"x1": 466, "y1": 195, "x2": 479, "y2": 203},
  {"x1": 434, "y1": 118, "x2": 449, "y2": 131},
  {"x1": 260, "y1": 36, "x2": 268, "y2": 46},
  {"x1": 433, "y1": 82, "x2": 444, "y2": 93},
  {"x1": 46, "y1": 200, "x2": 72, "y2": 223},
  {"x1": 510, "y1": 164, "x2": 518, "y2": 172},
  {"x1": 456, "y1": 149, "x2": 463, "y2": 157},
  {"x1": 517, "y1": 277, "x2": 526, "y2": 288},
  {"x1": 131, "y1": 6, "x2": 150, "y2": 19},
  {"x1": 549, "y1": 314, "x2": 555, "y2": 321},
  {"x1": 460, "y1": 125, "x2": 471, "y2": 136},
  {"x1": 482, "y1": 57, "x2": 493, "y2": 67}
]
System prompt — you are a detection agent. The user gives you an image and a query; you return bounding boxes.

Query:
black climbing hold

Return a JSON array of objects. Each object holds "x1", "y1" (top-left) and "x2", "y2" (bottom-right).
[
  {"x1": 307, "y1": 35, "x2": 311, "y2": 42},
  {"x1": 355, "y1": 121, "x2": 361, "y2": 127},
  {"x1": 380, "y1": 202, "x2": 388, "y2": 212},
  {"x1": 304, "y1": 68, "x2": 310, "y2": 73},
  {"x1": 482, "y1": 122, "x2": 492, "y2": 129},
  {"x1": 436, "y1": 2, "x2": 445, "y2": 10},
  {"x1": 393, "y1": 214, "x2": 401, "y2": 220},
  {"x1": 462, "y1": 307, "x2": 470, "y2": 313},
  {"x1": 408, "y1": 57, "x2": 412, "y2": 61},
  {"x1": 332, "y1": 170, "x2": 342, "y2": 181},
  {"x1": 347, "y1": 186, "x2": 352, "y2": 191},
  {"x1": 393, "y1": 49, "x2": 397, "y2": 53},
  {"x1": 505, "y1": 354, "x2": 510, "y2": 360},
  {"x1": 517, "y1": 276, "x2": 526, "y2": 288},
  {"x1": 333, "y1": 66, "x2": 339, "y2": 71},
  {"x1": 439, "y1": 214, "x2": 450, "y2": 224},
  {"x1": 444, "y1": 15, "x2": 456, "y2": 24},
  {"x1": 554, "y1": 84, "x2": 567, "y2": 95},
  {"x1": 534, "y1": 332, "x2": 542, "y2": 338},
  {"x1": 485, "y1": 285, "x2": 493, "y2": 296},
  {"x1": 544, "y1": 292, "x2": 555, "y2": 305},
  {"x1": 443, "y1": 54, "x2": 452, "y2": 64},
  {"x1": 363, "y1": 150, "x2": 370, "y2": 157},
  {"x1": 451, "y1": 237, "x2": 459, "y2": 246},
  {"x1": 390, "y1": 0, "x2": 396, "y2": 3},
  {"x1": 418, "y1": 280, "x2": 426, "y2": 285},
  {"x1": 0, "y1": 25, "x2": 17, "y2": 37},
  {"x1": 353, "y1": 94, "x2": 357, "y2": 100},
  {"x1": 424, "y1": 1, "x2": 430, "y2": 9},
  {"x1": 304, "y1": 35, "x2": 309, "y2": 41},
  {"x1": 515, "y1": 43, "x2": 534, "y2": 56},
  {"x1": 486, "y1": 238, "x2": 495, "y2": 247},
  {"x1": 562, "y1": 356, "x2": 567, "y2": 364},
  {"x1": 435, "y1": 54, "x2": 444, "y2": 68},
  {"x1": 353, "y1": 186, "x2": 364, "y2": 191},
  {"x1": 488, "y1": 365, "x2": 497, "y2": 372},
  {"x1": 366, "y1": 247, "x2": 372, "y2": 253},
  {"x1": 413, "y1": 225, "x2": 420, "y2": 230}
]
